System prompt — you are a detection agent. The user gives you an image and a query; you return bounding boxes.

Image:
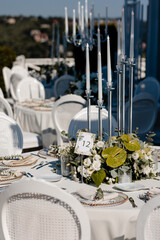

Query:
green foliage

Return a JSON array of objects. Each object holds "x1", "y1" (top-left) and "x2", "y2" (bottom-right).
[
  {"x1": 102, "y1": 146, "x2": 127, "y2": 168},
  {"x1": 119, "y1": 134, "x2": 131, "y2": 143},
  {"x1": 124, "y1": 140, "x2": 141, "y2": 151},
  {"x1": 0, "y1": 46, "x2": 16, "y2": 93},
  {"x1": 91, "y1": 169, "x2": 106, "y2": 187},
  {"x1": 94, "y1": 188, "x2": 104, "y2": 200},
  {"x1": 0, "y1": 16, "x2": 65, "y2": 58}
]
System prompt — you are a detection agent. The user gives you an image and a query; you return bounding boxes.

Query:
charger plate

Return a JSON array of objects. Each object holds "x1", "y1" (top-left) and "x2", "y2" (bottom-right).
[
  {"x1": 1, "y1": 155, "x2": 39, "y2": 167},
  {"x1": 37, "y1": 174, "x2": 62, "y2": 182},
  {"x1": 38, "y1": 148, "x2": 58, "y2": 159},
  {"x1": 114, "y1": 182, "x2": 146, "y2": 192},
  {"x1": 73, "y1": 191, "x2": 128, "y2": 207}
]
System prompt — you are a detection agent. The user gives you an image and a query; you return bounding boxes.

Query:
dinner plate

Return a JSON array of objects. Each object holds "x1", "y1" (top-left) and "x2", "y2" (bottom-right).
[
  {"x1": 73, "y1": 191, "x2": 128, "y2": 206},
  {"x1": 114, "y1": 182, "x2": 146, "y2": 192},
  {"x1": 37, "y1": 174, "x2": 62, "y2": 182},
  {"x1": 38, "y1": 148, "x2": 58, "y2": 160}
]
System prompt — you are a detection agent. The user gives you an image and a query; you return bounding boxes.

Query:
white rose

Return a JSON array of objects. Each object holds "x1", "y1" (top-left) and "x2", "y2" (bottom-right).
[
  {"x1": 84, "y1": 157, "x2": 91, "y2": 167},
  {"x1": 144, "y1": 154, "x2": 149, "y2": 160},
  {"x1": 93, "y1": 154, "x2": 101, "y2": 161},
  {"x1": 132, "y1": 152, "x2": 139, "y2": 160},
  {"x1": 133, "y1": 162, "x2": 138, "y2": 170},
  {"x1": 142, "y1": 150, "x2": 145, "y2": 154},
  {"x1": 92, "y1": 160, "x2": 101, "y2": 171},
  {"x1": 87, "y1": 167, "x2": 94, "y2": 176},
  {"x1": 144, "y1": 143, "x2": 149, "y2": 148},
  {"x1": 147, "y1": 151, "x2": 152, "y2": 156},
  {"x1": 142, "y1": 165, "x2": 152, "y2": 175},
  {"x1": 83, "y1": 168, "x2": 90, "y2": 178},
  {"x1": 91, "y1": 149, "x2": 97, "y2": 155},
  {"x1": 107, "y1": 178, "x2": 115, "y2": 184},
  {"x1": 96, "y1": 141, "x2": 104, "y2": 149},
  {"x1": 77, "y1": 166, "x2": 83, "y2": 173}
]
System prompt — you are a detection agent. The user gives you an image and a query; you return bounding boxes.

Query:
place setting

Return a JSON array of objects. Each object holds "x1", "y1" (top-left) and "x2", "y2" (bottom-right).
[
  {"x1": 72, "y1": 187, "x2": 128, "y2": 207},
  {"x1": 0, "y1": 154, "x2": 39, "y2": 168},
  {"x1": 0, "y1": 168, "x2": 24, "y2": 191},
  {"x1": 17, "y1": 98, "x2": 55, "y2": 111}
]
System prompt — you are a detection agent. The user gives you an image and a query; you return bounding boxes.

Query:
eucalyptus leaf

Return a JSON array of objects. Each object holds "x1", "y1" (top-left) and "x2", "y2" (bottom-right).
[
  {"x1": 124, "y1": 140, "x2": 140, "y2": 151},
  {"x1": 102, "y1": 147, "x2": 127, "y2": 168},
  {"x1": 110, "y1": 169, "x2": 118, "y2": 178},
  {"x1": 91, "y1": 169, "x2": 106, "y2": 187},
  {"x1": 119, "y1": 166, "x2": 130, "y2": 172}
]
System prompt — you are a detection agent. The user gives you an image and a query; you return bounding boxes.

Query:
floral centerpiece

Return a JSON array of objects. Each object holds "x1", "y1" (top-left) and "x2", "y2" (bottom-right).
[
  {"x1": 67, "y1": 72, "x2": 108, "y2": 105},
  {"x1": 49, "y1": 132, "x2": 157, "y2": 187}
]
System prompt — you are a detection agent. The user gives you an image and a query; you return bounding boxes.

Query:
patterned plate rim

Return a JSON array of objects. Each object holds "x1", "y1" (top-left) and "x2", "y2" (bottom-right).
[
  {"x1": 73, "y1": 191, "x2": 128, "y2": 206},
  {"x1": 2, "y1": 159, "x2": 38, "y2": 167},
  {"x1": 38, "y1": 148, "x2": 58, "y2": 159},
  {"x1": 0, "y1": 171, "x2": 23, "y2": 183}
]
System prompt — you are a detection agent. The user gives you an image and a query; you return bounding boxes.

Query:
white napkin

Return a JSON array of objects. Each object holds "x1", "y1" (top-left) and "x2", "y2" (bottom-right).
[
  {"x1": 77, "y1": 188, "x2": 118, "y2": 201},
  {"x1": 149, "y1": 187, "x2": 160, "y2": 195}
]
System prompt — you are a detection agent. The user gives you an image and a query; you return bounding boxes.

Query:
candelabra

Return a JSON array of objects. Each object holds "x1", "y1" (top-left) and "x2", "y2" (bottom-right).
[
  {"x1": 121, "y1": 55, "x2": 128, "y2": 135},
  {"x1": 107, "y1": 82, "x2": 114, "y2": 147},
  {"x1": 97, "y1": 100, "x2": 104, "y2": 140},
  {"x1": 116, "y1": 66, "x2": 122, "y2": 136},
  {"x1": 65, "y1": 2, "x2": 108, "y2": 133},
  {"x1": 128, "y1": 58, "x2": 135, "y2": 134}
]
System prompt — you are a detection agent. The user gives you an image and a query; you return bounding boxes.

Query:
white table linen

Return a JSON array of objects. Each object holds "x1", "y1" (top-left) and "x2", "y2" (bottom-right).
[
  {"x1": 1, "y1": 152, "x2": 160, "y2": 240},
  {"x1": 14, "y1": 104, "x2": 57, "y2": 148}
]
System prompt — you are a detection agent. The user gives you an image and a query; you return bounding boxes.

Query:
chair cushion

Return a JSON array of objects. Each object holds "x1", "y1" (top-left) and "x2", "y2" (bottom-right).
[{"x1": 22, "y1": 132, "x2": 42, "y2": 149}]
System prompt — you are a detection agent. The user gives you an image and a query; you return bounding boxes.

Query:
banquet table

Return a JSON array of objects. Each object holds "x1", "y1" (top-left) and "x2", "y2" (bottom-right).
[
  {"x1": 1, "y1": 150, "x2": 160, "y2": 240},
  {"x1": 14, "y1": 99, "x2": 57, "y2": 148}
]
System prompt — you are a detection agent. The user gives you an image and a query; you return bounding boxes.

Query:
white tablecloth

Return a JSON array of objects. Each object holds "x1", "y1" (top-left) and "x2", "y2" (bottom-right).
[
  {"x1": 1, "y1": 152, "x2": 160, "y2": 240},
  {"x1": 14, "y1": 105, "x2": 57, "y2": 148}
]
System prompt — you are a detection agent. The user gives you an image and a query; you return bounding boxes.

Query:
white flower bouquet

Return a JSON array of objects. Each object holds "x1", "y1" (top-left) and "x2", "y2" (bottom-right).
[{"x1": 49, "y1": 133, "x2": 157, "y2": 187}]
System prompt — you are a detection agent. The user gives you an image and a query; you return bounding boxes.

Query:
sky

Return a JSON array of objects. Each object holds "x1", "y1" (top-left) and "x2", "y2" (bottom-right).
[{"x1": 0, "y1": 0, "x2": 148, "y2": 19}]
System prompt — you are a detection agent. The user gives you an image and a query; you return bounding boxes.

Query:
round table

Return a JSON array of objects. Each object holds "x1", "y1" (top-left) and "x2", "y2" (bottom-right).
[{"x1": 14, "y1": 103, "x2": 57, "y2": 148}]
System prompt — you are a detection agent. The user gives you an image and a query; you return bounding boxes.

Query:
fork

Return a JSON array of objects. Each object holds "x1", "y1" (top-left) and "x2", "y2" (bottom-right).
[
  {"x1": 31, "y1": 161, "x2": 44, "y2": 169},
  {"x1": 22, "y1": 172, "x2": 33, "y2": 178}
]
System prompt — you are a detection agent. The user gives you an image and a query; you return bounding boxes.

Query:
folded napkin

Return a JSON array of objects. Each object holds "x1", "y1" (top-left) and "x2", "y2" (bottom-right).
[
  {"x1": 149, "y1": 187, "x2": 160, "y2": 195},
  {"x1": 77, "y1": 188, "x2": 118, "y2": 201},
  {"x1": 2, "y1": 155, "x2": 39, "y2": 167}
]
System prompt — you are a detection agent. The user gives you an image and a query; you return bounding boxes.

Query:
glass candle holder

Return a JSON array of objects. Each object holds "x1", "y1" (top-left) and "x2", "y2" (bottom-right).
[
  {"x1": 152, "y1": 150, "x2": 159, "y2": 171},
  {"x1": 61, "y1": 155, "x2": 71, "y2": 177},
  {"x1": 118, "y1": 169, "x2": 132, "y2": 183}
]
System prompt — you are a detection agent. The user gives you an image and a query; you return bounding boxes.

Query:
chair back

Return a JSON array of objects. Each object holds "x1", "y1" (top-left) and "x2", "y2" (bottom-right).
[
  {"x1": 68, "y1": 105, "x2": 117, "y2": 141},
  {"x1": 0, "y1": 96, "x2": 13, "y2": 118},
  {"x1": 16, "y1": 77, "x2": 45, "y2": 102},
  {"x1": 53, "y1": 74, "x2": 75, "y2": 99},
  {"x1": 10, "y1": 73, "x2": 24, "y2": 101},
  {"x1": 0, "y1": 113, "x2": 23, "y2": 156},
  {"x1": 52, "y1": 94, "x2": 86, "y2": 145},
  {"x1": 136, "y1": 195, "x2": 160, "y2": 240},
  {"x1": 0, "y1": 179, "x2": 90, "y2": 240},
  {"x1": 11, "y1": 65, "x2": 29, "y2": 77},
  {"x1": 2, "y1": 67, "x2": 12, "y2": 98},
  {"x1": 125, "y1": 93, "x2": 157, "y2": 135},
  {"x1": 134, "y1": 77, "x2": 160, "y2": 102},
  {"x1": 0, "y1": 88, "x2": 4, "y2": 98}
]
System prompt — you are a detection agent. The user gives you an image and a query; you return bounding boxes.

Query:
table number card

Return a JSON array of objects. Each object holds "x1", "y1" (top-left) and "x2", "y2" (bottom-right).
[{"x1": 74, "y1": 132, "x2": 96, "y2": 156}]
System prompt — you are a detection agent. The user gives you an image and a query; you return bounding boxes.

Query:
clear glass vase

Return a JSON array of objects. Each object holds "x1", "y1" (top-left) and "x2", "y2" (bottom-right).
[
  {"x1": 60, "y1": 155, "x2": 71, "y2": 177},
  {"x1": 118, "y1": 169, "x2": 132, "y2": 183}
]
